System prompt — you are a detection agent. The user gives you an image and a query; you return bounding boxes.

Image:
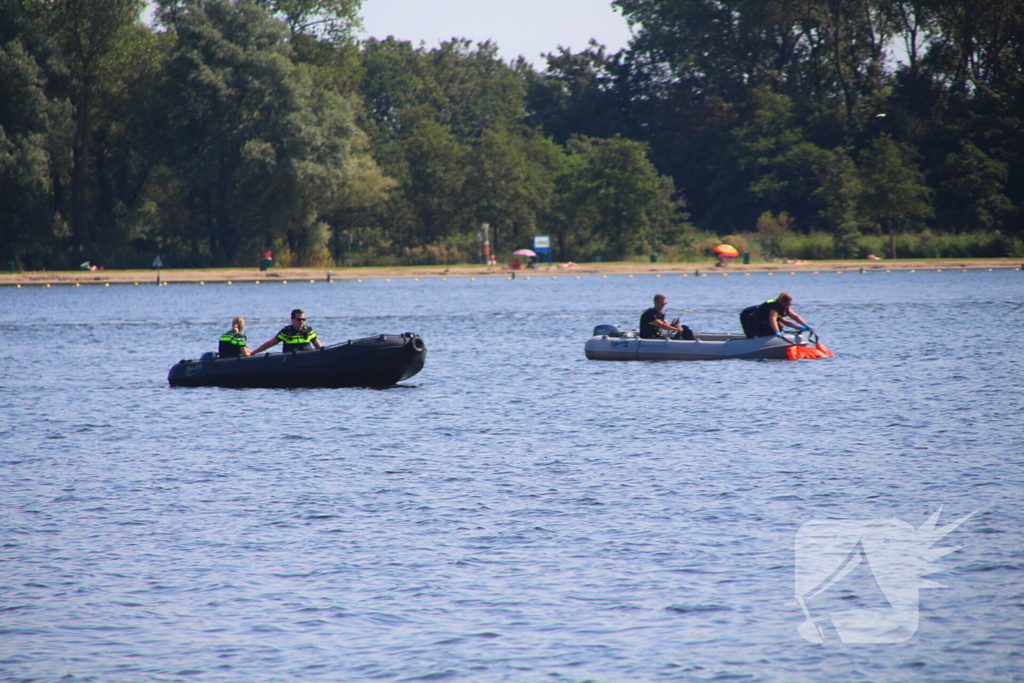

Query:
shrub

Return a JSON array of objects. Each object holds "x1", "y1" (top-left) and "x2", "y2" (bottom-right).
[
  {"x1": 853, "y1": 231, "x2": 1022, "y2": 259},
  {"x1": 776, "y1": 231, "x2": 835, "y2": 260},
  {"x1": 400, "y1": 236, "x2": 477, "y2": 265}
]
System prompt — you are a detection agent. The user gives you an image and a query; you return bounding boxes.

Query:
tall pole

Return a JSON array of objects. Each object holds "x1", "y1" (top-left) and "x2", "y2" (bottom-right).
[{"x1": 153, "y1": 255, "x2": 164, "y2": 285}]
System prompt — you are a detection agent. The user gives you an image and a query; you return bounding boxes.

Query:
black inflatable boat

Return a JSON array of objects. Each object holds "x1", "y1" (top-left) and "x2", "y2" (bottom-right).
[{"x1": 168, "y1": 333, "x2": 426, "y2": 388}]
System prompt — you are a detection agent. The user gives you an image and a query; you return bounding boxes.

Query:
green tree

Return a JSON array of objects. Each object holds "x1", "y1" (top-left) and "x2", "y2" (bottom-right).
[
  {"x1": 157, "y1": 0, "x2": 360, "y2": 265},
  {"x1": 359, "y1": 37, "x2": 525, "y2": 145},
  {"x1": 0, "y1": 36, "x2": 72, "y2": 268},
  {"x1": 390, "y1": 111, "x2": 468, "y2": 246},
  {"x1": 358, "y1": 36, "x2": 428, "y2": 141},
  {"x1": 879, "y1": 0, "x2": 939, "y2": 78},
  {"x1": 925, "y1": 0, "x2": 1024, "y2": 97},
  {"x1": 87, "y1": 24, "x2": 172, "y2": 266},
  {"x1": 525, "y1": 42, "x2": 627, "y2": 144},
  {"x1": 322, "y1": 129, "x2": 397, "y2": 263},
  {"x1": 26, "y1": 0, "x2": 145, "y2": 255},
  {"x1": 709, "y1": 86, "x2": 805, "y2": 232},
  {"x1": 938, "y1": 141, "x2": 1015, "y2": 232},
  {"x1": 464, "y1": 126, "x2": 565, "y2": 257},
  {"x1": 357, "y1": 37, "x2": 540, "y2": 259},
  {"x1": 253, "y1": 0, "x2": 362, "y2": 41},
  {"x1": 792, "y1": 0, "x2": 895, "y2": 125},
  {"x1": 811, "y1": 148, "x2": 864, "y2": 257},
  {"x1": 560, "y1": 136, "x2": 683, "y2": 260},
  {"x1": 424, "y1": 39, "x2": 525, "y2": 141},
  {"x1": 858, "y1": 133, "x2": 933, "y2": 258},
  {"x1": 613, "y1": 0, "x2": 806, "y2": 102}
]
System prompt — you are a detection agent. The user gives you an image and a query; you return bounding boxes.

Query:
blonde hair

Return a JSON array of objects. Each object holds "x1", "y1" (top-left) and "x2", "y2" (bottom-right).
[{"x1": 232, "y1": 316, "x2": 245, "y2": 334}]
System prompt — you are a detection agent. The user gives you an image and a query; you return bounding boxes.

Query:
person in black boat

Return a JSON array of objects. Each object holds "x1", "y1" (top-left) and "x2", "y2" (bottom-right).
[
  {"x1": 219, "y1": 316, "x2": 252, "y2": 357},
  {"x1": 639, "y1": 294, "x2": 694, "y2": 340},
  {"x1": 739, "y1": 292, "x2": 811, "y2": 338},
  {"x1": 251, "y1": 309, "x2": 324, "y2": 354}
]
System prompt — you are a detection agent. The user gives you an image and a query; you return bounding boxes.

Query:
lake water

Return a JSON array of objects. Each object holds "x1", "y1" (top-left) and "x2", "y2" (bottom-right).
[{"x1": 1, "y1": 269, "x2": 1022, "y2": 682}]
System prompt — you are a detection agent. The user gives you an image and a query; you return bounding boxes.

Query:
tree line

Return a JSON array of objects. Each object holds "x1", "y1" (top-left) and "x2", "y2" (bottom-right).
[{"x1": 2, "y1": 0, "x2": 1022, "y2": 270}]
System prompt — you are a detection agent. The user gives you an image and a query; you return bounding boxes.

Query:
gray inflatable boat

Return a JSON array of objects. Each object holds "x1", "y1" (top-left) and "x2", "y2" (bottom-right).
[{"x1": 584, "y1": 324, "x2": 828, "y2": 361}]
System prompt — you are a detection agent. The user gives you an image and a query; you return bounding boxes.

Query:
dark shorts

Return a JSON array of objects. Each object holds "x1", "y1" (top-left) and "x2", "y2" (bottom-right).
[{"x1": 740, "y1": 306, "x2": 773, "y2": 338}]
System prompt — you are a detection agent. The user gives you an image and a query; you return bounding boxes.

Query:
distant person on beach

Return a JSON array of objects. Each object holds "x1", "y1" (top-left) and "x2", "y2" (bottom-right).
[
  {"x1": 218, "y1": 317, "x2": 252, "y2": 357},
  {"x1": 251, "y1": 309, "x2": 323, "y2": 354},
  {"x1": 739, "y1": 292, "x2": 810, "y2": 338},
  {"x1": 640, "y1": 294, "x2": 695, "y2": 340}
]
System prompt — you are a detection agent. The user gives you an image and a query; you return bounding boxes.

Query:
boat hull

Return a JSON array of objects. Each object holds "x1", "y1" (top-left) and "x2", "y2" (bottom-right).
[
  {"x1": 585, "y1": 332, "x2": 808, "y2": 361},
  {"x1": 168, "y1": 333, "x2": 426, "y2": 388}
]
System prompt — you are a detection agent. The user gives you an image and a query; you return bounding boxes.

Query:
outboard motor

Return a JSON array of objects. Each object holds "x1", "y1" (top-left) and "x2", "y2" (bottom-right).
[{"x1": 592, "y1": 324, "x2": 621, "y2": 337}]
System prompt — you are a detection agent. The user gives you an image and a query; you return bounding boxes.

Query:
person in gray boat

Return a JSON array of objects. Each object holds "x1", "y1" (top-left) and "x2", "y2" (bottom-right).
[
  {"x1": 739, "y1": 292, "x2": 811, "y2": 338},
  {"x1": 639, "y1": 294, "x2": 695, "y2": 340}
]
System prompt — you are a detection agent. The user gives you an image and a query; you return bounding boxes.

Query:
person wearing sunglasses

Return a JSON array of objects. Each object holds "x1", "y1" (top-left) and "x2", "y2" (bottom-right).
[{"x1": 251, "y1": 309, "x2": 324, "y2": 354}]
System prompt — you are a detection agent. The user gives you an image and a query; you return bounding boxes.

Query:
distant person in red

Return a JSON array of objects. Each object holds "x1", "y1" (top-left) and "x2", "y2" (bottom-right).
[{"x1": 509, "y1": 259, "x2": 522, "y2": 270}]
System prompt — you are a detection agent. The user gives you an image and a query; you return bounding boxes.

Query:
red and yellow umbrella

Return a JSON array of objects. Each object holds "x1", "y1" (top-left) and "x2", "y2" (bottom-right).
[{"x1": 714, "y1": 244, "x2": 739, "y2": 257}]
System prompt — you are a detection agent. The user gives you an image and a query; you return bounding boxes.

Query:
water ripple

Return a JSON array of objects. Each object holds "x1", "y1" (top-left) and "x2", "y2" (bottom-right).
[{"x1": 0, "y1": 271, "x2": 1021, "y2": 682}]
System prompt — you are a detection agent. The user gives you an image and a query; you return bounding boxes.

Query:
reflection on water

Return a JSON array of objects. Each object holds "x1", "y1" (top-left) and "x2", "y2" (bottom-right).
[{"x1": 1, "y1": 270, "x2": 1022, "y2": 682}]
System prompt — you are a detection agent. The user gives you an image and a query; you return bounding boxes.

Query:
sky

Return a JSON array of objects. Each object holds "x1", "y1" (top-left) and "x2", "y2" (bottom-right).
[{"x1": 358, "y1": 0, "x2": 634, "y2": 65}]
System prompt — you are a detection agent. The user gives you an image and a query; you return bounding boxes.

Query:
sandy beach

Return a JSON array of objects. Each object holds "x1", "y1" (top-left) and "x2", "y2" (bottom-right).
[{"x1": 1, "y1": 258, "x2": 1021, "y2": 286}]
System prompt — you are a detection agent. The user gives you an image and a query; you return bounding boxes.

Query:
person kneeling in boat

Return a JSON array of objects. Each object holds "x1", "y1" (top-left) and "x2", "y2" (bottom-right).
[
  {"x1": 640, "y1": 294, "x2": 695, "y2": 340},
  {"x1": 739, "y1": 292, "x2": 811, "y2": 338},
  {"x1": 219, "y1": 316, "x2": 252, "y2": 357},
  {"x1": 251, "y1": 309, "x2": 324, "y2": 354}
]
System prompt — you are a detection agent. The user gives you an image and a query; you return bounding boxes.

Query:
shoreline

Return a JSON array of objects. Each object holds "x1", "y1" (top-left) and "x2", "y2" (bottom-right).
[{"x1": 1, "y1": 258, "x2": 1021, "y2": 286}]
